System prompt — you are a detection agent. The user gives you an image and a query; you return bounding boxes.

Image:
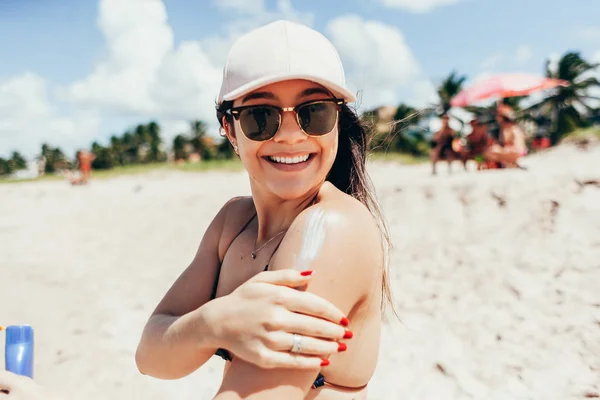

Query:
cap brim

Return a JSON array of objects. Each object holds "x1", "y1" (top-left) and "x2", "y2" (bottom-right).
[{"x1": 219, "y1": 73, "x2": 356, "y2": 104}]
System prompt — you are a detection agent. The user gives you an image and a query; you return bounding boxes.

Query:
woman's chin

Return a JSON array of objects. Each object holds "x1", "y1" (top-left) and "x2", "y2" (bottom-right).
[{"x1": 266, "y1": 182, "x2": 319, "y2": 201}]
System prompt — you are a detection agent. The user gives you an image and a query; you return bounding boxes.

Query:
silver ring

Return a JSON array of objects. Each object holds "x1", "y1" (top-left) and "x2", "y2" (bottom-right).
[{"x1": 291, "y1": 334, "x2": 303, "y2": 353}]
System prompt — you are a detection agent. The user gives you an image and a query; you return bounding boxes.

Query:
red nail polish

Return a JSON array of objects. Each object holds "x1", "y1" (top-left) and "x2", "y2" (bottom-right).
[
  {"x1": 337, "y1": 342, "x2": 347, "y2": 352},
  {"x1": 339, "y1": 317, "x2": 349, "y2": 327},
  {"x1": 320, "y1": 359, "x2": 330, "y2": 367},
  {"x1": 300, "y1": 270, "x2": 313, "y2": 276},
  {"x1": 343, "y1": 329, "x2": 353, "y2": 339}
]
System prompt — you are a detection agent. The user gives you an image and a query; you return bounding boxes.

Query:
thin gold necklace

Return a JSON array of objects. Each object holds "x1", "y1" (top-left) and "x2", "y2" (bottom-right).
[
  {"x1": 251, "y1": 195, "x2": 317, "y2": 260},
  {"x1": 251, "y1": 230, "x2": 286, "y2": 259}
]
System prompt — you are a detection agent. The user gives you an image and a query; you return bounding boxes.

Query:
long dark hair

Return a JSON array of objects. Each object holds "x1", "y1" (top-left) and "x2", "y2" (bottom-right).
[{"x1": 216, "y1": 101, "x2": 396, "y2": 317}]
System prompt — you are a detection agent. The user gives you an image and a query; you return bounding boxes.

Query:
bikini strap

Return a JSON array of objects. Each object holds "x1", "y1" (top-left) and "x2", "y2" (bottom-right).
[{"x1": 210, "y1": 210, "x2": 257, "y2": 300}]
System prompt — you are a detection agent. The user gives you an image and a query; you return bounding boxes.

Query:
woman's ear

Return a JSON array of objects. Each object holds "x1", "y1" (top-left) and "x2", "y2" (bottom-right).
[{"x1": 221, "y1": 117, "x2": 238, "y2": 154}]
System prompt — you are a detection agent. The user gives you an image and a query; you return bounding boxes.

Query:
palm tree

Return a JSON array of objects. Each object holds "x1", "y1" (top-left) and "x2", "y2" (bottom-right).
[
  {"x1": 40, "y1": 143, "x2": 67, "y2": 173},
  {"x1": 0, "y1": 158, "x2": 10, "y2": 176},
  {"x1": 10, "y1": 151, "x2": 27, "y2": 170},
  {"x1": 121, "y1": 131, "x2": 138, "y2": 163},
  {"x1": 147, "y1": 121, "x2": 163, "y2": 162},
  {"x1": 172, "y1": 134, "x2": 188, "y2": 161},
  {"x1": 189, "y1": 120, "x2": 215, "y2": 160},
  {"x1": 526, "y1": 52, "x2": 600, "y2": 144},
  {"x1": 110, "y1": 135, "x2": 126, "y2": 166},
  {"x1": 437, "y1": 71, "x2": 467, "y2": 115}
]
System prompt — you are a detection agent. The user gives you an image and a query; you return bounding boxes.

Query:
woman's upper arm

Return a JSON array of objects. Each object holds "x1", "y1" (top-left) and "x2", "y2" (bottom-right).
[
  {"x1": 150, "y1": 197, "x2": 241, "y2": 318},
  {"x1": 272, "y1": 202, "x2": 382, "y2": 316},
  {"x1": 216, "y1": 201, "x2": 383, "y2": 398}
]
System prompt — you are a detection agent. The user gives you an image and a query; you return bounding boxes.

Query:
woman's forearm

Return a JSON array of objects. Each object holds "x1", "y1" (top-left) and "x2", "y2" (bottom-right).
[{"x1": 135, "y1": 300, "x2": 223, "y2": 379}]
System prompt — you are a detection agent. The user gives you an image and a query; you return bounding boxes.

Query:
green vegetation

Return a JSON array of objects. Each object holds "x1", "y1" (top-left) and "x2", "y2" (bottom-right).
[
  {"x1": 525, "y1": 52, "x2": 600, "y2": 144},
  {"x1": 562, "y1": 126, "x2": 600, "y2": 141}
]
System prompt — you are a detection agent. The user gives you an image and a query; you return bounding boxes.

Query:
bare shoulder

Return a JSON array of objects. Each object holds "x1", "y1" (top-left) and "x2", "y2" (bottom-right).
[
  {"x1": 222, "y1": 195, "x2": 254, "y2": 221},
  {"x1": 270, "y1": 183, "x2": 384, "y2": 311},
  {"x1": 293, "y1": 182, "x2": 383, "y2": 259},
  {"x1": 217, "y1": 196, "x2": 255, "y2": 259}
]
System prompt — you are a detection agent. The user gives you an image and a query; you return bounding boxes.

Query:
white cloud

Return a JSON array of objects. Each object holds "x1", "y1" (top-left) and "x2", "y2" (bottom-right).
[
  {"x1": 410, "y1": 80, "x2": 438, "y2": 108},
  {"x1": 377, "y1": 0, "x2": 464, "y2": 13},
  {"x1": 326, "y1": 15, "x2": 432, "y2": 109},
  {"x1": 65, "y1": 0, "x2": 222, "y2": 134},
  {"x1": 0, "y1": 73, "x2": 100, "y2": 158},
  {"x1": 515, "y1": 45, "x2": 533, "y2": 63},
  {"x1": 479, "y1": 53, "x2": 504, "y2": 70},
  {"x1": 64, "y1": 0, "x2": 316, "y2": 147},
  {"x1": 161, "y1": 119, "x2": 193, "y2": 141},
  {"x1": 202, "y1": 0, "x2": 314, "y2": 67}
]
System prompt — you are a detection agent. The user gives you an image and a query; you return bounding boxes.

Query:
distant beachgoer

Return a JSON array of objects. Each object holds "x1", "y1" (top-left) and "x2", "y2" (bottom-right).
[
  {"x1": 36, "y1": 155, "x2": 46, "y2": 177},
  {"x1": 78, "y1": 150, "x2": 95, "y2": 184},
  {"x1": 431, "y1": 114, "x2": 461, "y2": 175},
  {"x1": 461, "y1": 118, "x2": 493, "y2": 170},
  {"x1": 532, "y1": 134, "x2": 551, "y2": 151},
  {"x1": 66, "y1": 150, "x2": 95, "y2": 185},
  {"x1": 484, "y1": 105, "x2": 528, "y2": 168}
]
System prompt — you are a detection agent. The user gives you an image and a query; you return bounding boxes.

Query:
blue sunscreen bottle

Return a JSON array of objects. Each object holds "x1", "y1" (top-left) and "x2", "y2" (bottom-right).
[{"x1": 4, "y1": 325, "x2": 34, "y2": 378}]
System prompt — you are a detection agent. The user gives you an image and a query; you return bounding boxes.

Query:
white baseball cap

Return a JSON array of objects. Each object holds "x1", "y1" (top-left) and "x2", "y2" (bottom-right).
[{"x1": 217, "y1": 20, "x2": 356, "y2": 104}]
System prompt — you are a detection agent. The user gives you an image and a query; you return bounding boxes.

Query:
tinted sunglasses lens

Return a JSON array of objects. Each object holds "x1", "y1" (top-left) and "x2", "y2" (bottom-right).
[
  {"x1": 297, "y1": 102, "x2": 339, "y2": 136},
  {"x1": 239, "y1": 107, "x2": 280, "y2": 141}
]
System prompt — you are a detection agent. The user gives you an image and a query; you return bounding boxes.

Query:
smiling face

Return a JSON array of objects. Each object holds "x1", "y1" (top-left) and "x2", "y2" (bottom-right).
[{"x1": 223, "y1": 79, "x2": 340, "y2": 201}]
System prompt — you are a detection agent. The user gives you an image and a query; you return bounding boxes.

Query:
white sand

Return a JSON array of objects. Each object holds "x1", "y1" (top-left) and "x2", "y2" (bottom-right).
[{"x1": 1, "y1": 143, "x2": 599, "y2": 399}]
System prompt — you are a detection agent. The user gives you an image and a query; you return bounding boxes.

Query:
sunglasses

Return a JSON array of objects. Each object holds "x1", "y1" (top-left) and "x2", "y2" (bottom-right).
[{"x1": 225, "y1": 98, "x2": 344, "y2": 142}]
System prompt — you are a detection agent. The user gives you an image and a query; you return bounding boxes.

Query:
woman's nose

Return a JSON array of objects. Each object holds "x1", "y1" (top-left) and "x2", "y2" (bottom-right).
[{"x1": 273, "y1": 111, "x2": 306, "y2": 144}]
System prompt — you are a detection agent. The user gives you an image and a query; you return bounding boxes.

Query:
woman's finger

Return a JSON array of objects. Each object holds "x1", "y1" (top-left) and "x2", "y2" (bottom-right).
[
  {"x1": 258, "y1": 349, "x2": 328, "y2": 370},
  {"x1": 276, "y1": 287, "x2": 349, "y2": 327},
  {"x1": 285, "y1": 312, "x2": 350, "y2": 341},
  {"x1": 269, "y1": 332, "x2": 344, "y2": 356},
  {"x1": 249, "y1": 269, "x2": 314, "y2": 288}
]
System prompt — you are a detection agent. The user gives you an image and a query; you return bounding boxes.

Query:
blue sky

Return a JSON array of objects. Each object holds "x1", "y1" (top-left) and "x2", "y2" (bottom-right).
[{"x1": 1, "y1": 0, "x2": 599, "y2": 158}]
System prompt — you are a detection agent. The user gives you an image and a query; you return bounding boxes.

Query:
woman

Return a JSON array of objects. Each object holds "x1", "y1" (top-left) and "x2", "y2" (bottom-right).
[
  {"x1": 430, "y1": 114, "x2": 461, "y2": 175},
  {"x1": 136, "y1": 20, "x2": 393, "y2": 400},
  {"x1": 462, "y1": 118, "x2": 492, "y2": 170},
  {"x1": 484, "y1": 104, "x2": 528, "y2": 168}
]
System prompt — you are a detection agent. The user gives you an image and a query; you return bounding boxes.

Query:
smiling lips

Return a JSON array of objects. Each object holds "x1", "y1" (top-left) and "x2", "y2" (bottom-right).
[{"x1": 268, "y1": 154, "x2": 311, "y2": 164}]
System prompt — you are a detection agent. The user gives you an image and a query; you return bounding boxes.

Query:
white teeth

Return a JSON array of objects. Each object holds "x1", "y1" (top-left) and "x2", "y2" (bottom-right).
[{"x1": 269, "y1": 154, "x2": 310, "y2": 164}]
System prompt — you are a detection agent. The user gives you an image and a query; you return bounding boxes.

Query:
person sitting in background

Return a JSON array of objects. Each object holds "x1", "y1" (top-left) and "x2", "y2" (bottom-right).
[
  {"x1": 484, "y1": 104, "x2": 528, "y2": 168},
  {"x1": 461, "y1": 118, "x2": 492, "y2": 170},
  {"x1": 430, "y1": 114, "x2": 461, "y2": 175}
]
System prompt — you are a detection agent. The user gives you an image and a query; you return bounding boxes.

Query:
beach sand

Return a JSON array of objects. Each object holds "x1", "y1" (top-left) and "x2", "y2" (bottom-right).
[{"x1": 1, "y1": 142, "x2": 599, "y2": 399}]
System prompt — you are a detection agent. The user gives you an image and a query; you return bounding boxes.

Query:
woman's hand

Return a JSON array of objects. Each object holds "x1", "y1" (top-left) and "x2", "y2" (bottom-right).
[
  {"x1": 206, "y1": 269, "x2": 352, "y2": 370},
  {"x1": 0, "y1": 371, "x2": 61, "y2": 400}
]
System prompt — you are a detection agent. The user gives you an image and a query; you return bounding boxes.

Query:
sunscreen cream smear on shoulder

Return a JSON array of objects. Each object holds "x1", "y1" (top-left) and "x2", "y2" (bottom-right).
[{"x1": 298, "y1": 207, "x2": 326, "y2": 264}]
